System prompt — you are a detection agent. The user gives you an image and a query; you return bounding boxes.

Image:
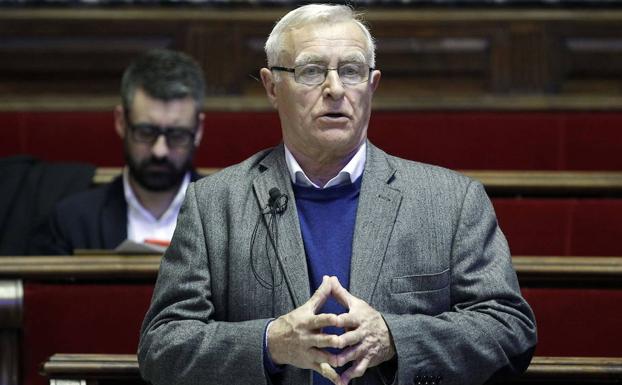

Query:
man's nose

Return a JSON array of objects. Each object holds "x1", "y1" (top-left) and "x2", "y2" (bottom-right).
[
  {"x1": 151, "y1": 134, "x2": 170, "y2": 158},
  {"x1": 322, "y1": 70, "x2": 345, "y2": 99}
]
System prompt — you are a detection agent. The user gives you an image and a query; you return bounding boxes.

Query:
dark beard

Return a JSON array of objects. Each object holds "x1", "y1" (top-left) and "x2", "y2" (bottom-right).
[{"x1": 126, "y1": 153, "x2": 192, "y2": 192}]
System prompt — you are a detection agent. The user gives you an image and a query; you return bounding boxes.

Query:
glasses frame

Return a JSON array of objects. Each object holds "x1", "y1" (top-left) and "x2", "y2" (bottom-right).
[
  {"x1": 123, "y1": 110, "x2": 199, "y2": 149},
  {"x1": 270, "y1": 63, "x2": 374, "y2": 86}
]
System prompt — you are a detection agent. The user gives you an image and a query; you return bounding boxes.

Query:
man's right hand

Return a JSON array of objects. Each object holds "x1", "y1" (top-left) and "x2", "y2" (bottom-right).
[{"x1": 267, "y1": 276, "x2": 344, "y2": 384}]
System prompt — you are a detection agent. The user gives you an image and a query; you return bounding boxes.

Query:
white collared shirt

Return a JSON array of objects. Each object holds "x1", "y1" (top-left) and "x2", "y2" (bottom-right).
[
  {"x1": 123, "y1": 168, "x2": 190, "y2": 244},
  {"x1": 284, "y1": 142, "x2": 366, "y2": 188}
]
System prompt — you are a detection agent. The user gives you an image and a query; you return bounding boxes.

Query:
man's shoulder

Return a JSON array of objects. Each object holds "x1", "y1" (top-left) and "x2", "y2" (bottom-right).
[
  {"x1": 55, "y1": 176, "x2": 123, "y2": 215},
  {"x1": 193, "y1": 147, "x2": 276, "y2": 191},
  {"x1": 381, "y1": 150, "x2": 475, "y2": 190}
]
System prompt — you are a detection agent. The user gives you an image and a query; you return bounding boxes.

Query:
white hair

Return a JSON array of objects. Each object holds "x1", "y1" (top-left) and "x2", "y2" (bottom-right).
[{"x1": 264, "y1": 4, "x2": 376, "y2": 69}]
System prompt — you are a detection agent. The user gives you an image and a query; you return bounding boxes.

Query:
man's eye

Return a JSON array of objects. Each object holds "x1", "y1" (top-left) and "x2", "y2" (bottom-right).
[
  {"x1": 168, "y1": 130, "x2": 188, "y2": 140},
  {"x1": 299, "y1": 65, "x2": 324, "y2": 77},
  {"x1": 136, "y1": 126, "x2": 158, "y2": 137},
  {"x1": 340, "y1": 64, "x2": 362, "y2": 77}
]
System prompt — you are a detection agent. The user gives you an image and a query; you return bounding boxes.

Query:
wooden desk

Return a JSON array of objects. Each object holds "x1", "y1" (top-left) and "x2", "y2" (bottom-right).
[{"x1": 40, "y1": 354, "x2": 622, "y2": 385}]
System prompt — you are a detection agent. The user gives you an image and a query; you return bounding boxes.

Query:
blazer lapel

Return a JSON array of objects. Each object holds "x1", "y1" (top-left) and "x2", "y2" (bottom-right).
[
  {"x1": 350, "y1": 143, "x2": 402, "y2": 303},
  {"x1": 252, "y1": 145, "x2": 310, "y2": 308}
]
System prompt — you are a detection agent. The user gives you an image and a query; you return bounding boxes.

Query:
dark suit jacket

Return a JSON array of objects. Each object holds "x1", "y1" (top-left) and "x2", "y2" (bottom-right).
[
  {"x1": 0, "y1": 156, "x2": 95, "y2": 256},
  {"x1": 31, "y1": 172, "x2": 201, "y2": 255},
  {"x1": 138, "y1": 143, "x2": 537, "y2": 385}
]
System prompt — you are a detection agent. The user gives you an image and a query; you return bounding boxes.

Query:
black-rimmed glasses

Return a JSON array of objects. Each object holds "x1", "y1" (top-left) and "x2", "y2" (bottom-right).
[
  {"x1": 125, "y1": 112, "x2": 198, "y2": 148},
  {"x1": 270, "y1": 62, "x2": 373, "y2": 86}
]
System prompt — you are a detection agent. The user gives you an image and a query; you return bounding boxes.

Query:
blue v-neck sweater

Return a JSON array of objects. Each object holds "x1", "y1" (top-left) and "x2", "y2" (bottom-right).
[
  {"x1": 293, "y1": 177, "x2": 362, "y2": 383},
  {"x1": 293, "y1": 177, "x2": 362, "y2": 313}
]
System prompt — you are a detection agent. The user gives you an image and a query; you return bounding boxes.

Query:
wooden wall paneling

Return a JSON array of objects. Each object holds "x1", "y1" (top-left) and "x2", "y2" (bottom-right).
[
  {"x1": 184, "y1": 21, "x2": 240, "y2": 95},
  {"x1": 0, "y1": 17, "x2": 177, "y2": 96},
  {"x1": 555, "y1": 22, "x2": 622, "y2": 94},
  {"x1": 238, "y1": 22, "x2": 275, "y2": 96},
  {"x1": 370, "y1": 18, "x2": 494, "y2": 98},
  {"x1": 490, "y1": 21, "x2": 512, "y2": 94},
  {"x1": 2, "y1": 9, "x2": 622, "y2": 108},
  {"x1": 507, "y1": 22, "x2": 548, "y2": 93}
]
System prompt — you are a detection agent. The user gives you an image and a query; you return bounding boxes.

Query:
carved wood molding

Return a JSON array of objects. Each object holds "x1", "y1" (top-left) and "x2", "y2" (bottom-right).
[{"x1": 2, "y1": 8, "x2": 622, "y2": 22}]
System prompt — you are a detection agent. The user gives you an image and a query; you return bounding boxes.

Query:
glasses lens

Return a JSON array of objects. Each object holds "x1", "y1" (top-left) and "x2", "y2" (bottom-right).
[
  {"x1": 295, "y1": 64, "x2": 327, "y2": 85},
  {"x1": 166, "y1": 129, "x2": 194, "y2": 147},
  {"x1": 338, "y1": 63, "x2": 368, "y2": 84},
  {"x1": 293, "y1": 63, "x2": 370, "y2": 85},
  {"x1": 132, "y1": 124, "x2": 159, "y2": 143}
]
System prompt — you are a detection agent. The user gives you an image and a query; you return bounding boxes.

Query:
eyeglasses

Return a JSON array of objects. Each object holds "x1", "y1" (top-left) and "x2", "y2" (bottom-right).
[
  {"x1": 270, "y1": 62, "x2": 373, "y2": 86},
  {"x1": 126, "y1": 121, "x2": 197, "y2": 148}
]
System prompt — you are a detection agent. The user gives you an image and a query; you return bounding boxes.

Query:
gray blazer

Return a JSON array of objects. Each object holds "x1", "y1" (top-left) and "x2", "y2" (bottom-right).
[{"x1": 138, "y1": 142, "x2": 537, "y2": 385}]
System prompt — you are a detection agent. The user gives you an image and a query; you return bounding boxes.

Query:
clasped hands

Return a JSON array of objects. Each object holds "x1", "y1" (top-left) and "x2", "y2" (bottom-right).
[{"x1": 267, "y1": 276, "x2": 396, "y2": 385}]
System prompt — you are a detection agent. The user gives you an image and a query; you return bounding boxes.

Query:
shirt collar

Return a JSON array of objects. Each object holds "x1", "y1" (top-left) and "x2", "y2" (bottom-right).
[
  {"x1": 284, "y1": 142, "x2": 366, "y2": 189},
  {"x1": 122, "y1": 167, "x2": 191, "y2": 222}
]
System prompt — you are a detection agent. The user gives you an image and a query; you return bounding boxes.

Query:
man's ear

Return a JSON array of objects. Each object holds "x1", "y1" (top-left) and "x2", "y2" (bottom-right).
[
  {"x1": 370, "y1": 69, "x2": 382, "y2": 93},
  {"x1": 260, "y1": 68, "x2": 278, "y2": 109},
  {"x1": 114, "y1": 105, "x2": 126, "y2": 139},
  {"x1": 194, "y1": 112, "x2": 205, "y2": 147}
]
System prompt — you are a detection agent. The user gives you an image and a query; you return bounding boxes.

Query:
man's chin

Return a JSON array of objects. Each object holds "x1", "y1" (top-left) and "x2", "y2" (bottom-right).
[
  {"x1": 315, "y1": 133, "x2": 363, "y2": 153},
  {"x1": 135, "y1": 172, "x2": 182, "y2": 192}
]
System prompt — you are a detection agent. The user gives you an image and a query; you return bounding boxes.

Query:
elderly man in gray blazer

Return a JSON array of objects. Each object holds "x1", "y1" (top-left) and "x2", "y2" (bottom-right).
[{"x1": 138, "y1": 4, "x2": 537, "y2": 385}]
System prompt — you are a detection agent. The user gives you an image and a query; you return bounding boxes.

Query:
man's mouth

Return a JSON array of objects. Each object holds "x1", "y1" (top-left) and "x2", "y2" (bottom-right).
[
  {"x1": 318, "y1": 112, "x2": 350, "y2": 122},
  {"x1": 145, "y1": 163, "x2": 173, "y2": 173},
  {"x1": 324, "y1": 112, "x2": 346, "y2": 118}
]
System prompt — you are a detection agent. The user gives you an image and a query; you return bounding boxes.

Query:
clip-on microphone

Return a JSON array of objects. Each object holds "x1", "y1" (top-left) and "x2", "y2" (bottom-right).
[{"x1": 268, "y1": 187, "x2": 288, "y2": 214}]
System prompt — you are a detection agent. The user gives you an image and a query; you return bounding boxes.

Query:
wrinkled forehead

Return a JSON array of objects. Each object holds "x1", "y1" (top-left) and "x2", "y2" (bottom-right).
[{"x1": 278, "y1": 21, "x2": 370, "y2": 66}]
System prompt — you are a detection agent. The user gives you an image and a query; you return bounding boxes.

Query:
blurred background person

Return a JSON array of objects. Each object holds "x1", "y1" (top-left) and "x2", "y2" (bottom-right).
[{"x1": 31, "y1": 48, "x2": 205, "y2": 255}]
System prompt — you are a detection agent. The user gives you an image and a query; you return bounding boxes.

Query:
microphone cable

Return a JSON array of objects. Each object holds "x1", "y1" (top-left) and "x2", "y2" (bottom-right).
[{"x1": 250, "y1": 188, "x2": 289, "y2": 316}]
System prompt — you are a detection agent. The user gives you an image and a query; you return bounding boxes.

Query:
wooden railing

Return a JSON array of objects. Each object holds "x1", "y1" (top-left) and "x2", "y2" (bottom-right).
[
  {"x1": 92, "y1": 168, "x2": 622, "y2": 196},
  {"x1": 40, "y1": 354, "x2": 622, "y2": 385},
  {"x1": 1, "y1": 256, "x2": 621, "y2": 285}
]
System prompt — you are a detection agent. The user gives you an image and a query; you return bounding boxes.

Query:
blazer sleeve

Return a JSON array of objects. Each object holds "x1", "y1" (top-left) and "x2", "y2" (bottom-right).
[
  {"x1": 138, "y1": 182, "x2": 271, "y2": 385},
  {"x1": 382, "y1": 180, "x2": 537, "y2": 385}
]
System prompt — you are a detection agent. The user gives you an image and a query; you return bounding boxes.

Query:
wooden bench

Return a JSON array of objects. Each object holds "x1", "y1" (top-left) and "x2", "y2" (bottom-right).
[
  {"x1": 2, "y1": 256, "x2": 621, "y2": 385},
  {"x1": 40, "y1": 354, "x2": 622, "y2": 385}
]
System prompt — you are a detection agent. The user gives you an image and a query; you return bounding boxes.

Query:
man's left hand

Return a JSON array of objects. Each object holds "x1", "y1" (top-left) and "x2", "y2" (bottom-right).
[{"x1": 329, "y1": 277, "x2": 396, "y2": 384}]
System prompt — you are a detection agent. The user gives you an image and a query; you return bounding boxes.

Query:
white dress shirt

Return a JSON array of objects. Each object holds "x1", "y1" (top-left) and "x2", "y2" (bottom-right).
[
  {"x1": 284, "y1": 142, "x2": 366, "y2": 188},
  {"x1": 123, "y1": 168, "x2": 191, "y2": 244}
]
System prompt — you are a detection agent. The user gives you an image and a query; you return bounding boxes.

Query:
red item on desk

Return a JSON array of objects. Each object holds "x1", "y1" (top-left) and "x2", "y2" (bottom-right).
[{"x1": 144, "y1": 239, "x2": 170, "y2": 247}]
